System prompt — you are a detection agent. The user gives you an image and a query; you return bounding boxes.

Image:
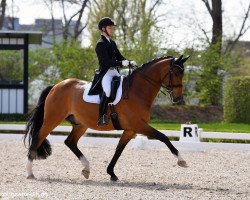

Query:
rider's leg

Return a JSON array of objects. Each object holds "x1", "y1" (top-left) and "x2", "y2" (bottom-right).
[
  {"x1": 98, "y1": 69, "x2": 120, "y2": 126},
  {"x1": 98, "y1": 91, "x2": 109, "y2": 126},
  {"x1": 102, "y1": 68, "x2": 120, "y2": 97}
]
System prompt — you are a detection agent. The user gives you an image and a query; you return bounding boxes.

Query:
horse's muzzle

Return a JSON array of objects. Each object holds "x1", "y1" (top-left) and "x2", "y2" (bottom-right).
[{"x1": 173, "y1": 96, "x2": 185, "y2": 105}]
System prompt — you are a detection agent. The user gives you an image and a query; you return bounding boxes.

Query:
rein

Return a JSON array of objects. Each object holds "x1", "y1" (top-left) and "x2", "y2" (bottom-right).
[{"x1": 135, "y1": 63, "x2": 183, "y2": 96}]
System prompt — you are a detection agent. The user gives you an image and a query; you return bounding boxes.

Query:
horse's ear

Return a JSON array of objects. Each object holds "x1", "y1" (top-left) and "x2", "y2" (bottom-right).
[
  {"x1": 180, "y1": 55, "x2": 190, "y2": 64},
  {"x1": 174, "y1": 55, "x2": 183, "y2": 64},
  {"x1": 175, "y1": 55, "x2": 183, "y2": 63}
]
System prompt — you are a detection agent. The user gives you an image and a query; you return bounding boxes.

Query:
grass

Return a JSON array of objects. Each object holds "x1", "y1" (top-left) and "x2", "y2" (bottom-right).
[
  {"x1": 150, "y1": 120, "x2": 250, "y2": 133},
  {"x1": 1, "y1": 120, "x2": 250, "y2": 133}
]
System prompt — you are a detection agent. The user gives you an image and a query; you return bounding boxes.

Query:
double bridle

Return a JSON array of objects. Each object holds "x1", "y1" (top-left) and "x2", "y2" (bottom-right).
[
  {"x1": 136, "y1": 60, "x2": 184, "y2": 97},
  {"x1": 161, "y1": 65, "x2": 183, "y2": 92}
]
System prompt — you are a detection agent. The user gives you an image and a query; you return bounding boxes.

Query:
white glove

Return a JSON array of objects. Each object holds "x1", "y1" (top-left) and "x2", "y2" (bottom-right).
[
  {"x1": 122, "y1": 60, "x2": 129, "y2": 67},
  {"x1": 129, "y1": 60, "x2": 137, "y2": 67}
]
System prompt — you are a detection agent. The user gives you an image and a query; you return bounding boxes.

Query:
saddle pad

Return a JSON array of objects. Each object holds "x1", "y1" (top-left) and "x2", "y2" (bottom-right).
[{"x1": 83, "y1": 76, "x2": 124, "y2": 105}]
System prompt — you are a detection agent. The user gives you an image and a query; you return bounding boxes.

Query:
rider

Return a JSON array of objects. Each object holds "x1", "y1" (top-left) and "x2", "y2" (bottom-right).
[{"x1": 95, "y1": 17, "x2": 137, "y2": 126}]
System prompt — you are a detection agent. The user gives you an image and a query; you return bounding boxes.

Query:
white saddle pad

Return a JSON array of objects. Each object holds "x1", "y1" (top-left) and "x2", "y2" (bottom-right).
[{"x1": 83, "y1": 76, "x2": 124, "y2": 105}]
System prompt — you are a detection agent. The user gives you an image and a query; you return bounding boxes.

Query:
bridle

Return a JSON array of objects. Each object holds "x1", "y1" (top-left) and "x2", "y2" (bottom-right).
[
  {"x1": 135, "y1": 59, "x2": 184, "y2": 99},
  {"x1": 161, "y1": 64, "x2": 184, "y2": 92}
]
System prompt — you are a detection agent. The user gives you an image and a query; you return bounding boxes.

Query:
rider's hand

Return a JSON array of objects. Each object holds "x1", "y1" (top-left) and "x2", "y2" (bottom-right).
[
  {"x1": 122, "y1": 60, "x2": 129, "y2": 67},
  {"x1": 129, "y1": 60, "x2": 137, "y2": 67}
]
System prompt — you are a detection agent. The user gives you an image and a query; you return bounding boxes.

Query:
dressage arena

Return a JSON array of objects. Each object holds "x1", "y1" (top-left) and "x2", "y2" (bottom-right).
[{"x1": 0, "y1": 134, "x2": 249, "y2": 200}]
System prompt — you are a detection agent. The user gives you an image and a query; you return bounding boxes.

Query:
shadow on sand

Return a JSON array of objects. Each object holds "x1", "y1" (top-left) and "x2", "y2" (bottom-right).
[
  {"x1": 37, "y1": 177, "x2": 194, "y2": 191},
  {"x1": 36, "y1": 176, "x2": 232, "y2": 194}
]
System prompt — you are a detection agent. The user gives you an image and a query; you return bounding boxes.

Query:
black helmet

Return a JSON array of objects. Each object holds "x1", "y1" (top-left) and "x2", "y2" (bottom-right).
[{"x1": 98, "y1": 17, "x2": 116, "y2": 30}]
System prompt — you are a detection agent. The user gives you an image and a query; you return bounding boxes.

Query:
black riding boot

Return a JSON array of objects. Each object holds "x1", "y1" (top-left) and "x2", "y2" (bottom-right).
[{"x1": 97, "y1": 92, "x2": 110, "y2": 126}]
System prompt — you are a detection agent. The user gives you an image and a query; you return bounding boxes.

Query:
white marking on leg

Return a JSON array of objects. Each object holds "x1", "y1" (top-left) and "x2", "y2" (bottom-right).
[
  {"x1": 175, "y1": 152, "x2": 188, "y2": 167},
  {"x1": 80, "y1": 155, "x2": 90, "y2": 171},
  {"x1": 26, "y1": 159, "x2": 34, "y2": 177},
  {"x1": 177, "y1": 153, "x2": 184, "y2": 162}
]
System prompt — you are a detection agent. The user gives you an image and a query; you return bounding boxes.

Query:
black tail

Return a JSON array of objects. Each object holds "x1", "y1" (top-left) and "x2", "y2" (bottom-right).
[{"x1": 24, "y1": 85, "x2": 54, "y2": 160}]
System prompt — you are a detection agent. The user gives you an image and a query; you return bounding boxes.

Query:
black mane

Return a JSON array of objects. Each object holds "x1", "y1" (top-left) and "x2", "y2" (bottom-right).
[{"x1": 133, "y1": 55, "x2": 174, "y2": 73}]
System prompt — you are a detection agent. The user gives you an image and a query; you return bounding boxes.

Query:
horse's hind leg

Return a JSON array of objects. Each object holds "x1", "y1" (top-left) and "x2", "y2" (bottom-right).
[
  {"x1": 27, "y1": 112, "x2": 67, "y2": 179},
  {"x1": 64, "y1": 124, "x2": 90, "y2": 179}
]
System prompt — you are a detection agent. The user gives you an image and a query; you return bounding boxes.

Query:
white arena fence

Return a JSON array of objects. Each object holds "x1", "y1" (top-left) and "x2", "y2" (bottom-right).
[
  {"x1": 0, "y1": 124, "x2": 250, "y2": 151},
  {"x1": 0, "y1": 124, "x2": 249, "y2": 141}
]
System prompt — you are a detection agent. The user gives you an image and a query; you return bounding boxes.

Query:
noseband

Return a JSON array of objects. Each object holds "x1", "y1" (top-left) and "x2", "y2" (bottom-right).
[
  {"x1": 136, "y1": 58, "x2": 184, "y2": 96},
  {"x1": 161, "y1": 64, "x2": 184, "y2": 92}
]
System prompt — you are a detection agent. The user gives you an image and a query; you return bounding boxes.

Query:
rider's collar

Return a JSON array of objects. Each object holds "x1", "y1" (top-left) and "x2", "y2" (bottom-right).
[{"x1": 101, "y1": 34, "x2": 111, "y2": 43}]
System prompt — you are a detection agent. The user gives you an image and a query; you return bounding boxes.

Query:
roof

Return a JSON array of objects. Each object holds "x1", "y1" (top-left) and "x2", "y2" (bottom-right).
[{"x1": 0, "y1": 31, "x2": 42, "y2": 44}]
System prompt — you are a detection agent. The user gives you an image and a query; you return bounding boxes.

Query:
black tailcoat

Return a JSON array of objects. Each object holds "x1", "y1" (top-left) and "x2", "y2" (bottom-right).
[{"x1": 88, "y1": 35, "x2": 126, "y2": 95}]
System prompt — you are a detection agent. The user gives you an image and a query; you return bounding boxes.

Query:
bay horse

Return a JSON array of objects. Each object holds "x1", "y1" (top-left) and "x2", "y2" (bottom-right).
[{"x1": 24, "y1": 55, "x2": 189, "y2": 181}]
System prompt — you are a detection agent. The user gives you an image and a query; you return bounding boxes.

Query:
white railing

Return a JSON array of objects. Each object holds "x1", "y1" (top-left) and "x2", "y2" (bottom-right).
[{"x1": 0, "y1": 124, "x2": 249, "y2": 140}]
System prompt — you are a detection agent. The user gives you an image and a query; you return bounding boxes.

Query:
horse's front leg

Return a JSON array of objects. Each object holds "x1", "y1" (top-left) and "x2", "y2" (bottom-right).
[
  {"x1": 138, "y1": 122, "x2": 188, "y2": 168},
  {"x1": 107, "y1": 130, "x2": 135, "y2": 181}
]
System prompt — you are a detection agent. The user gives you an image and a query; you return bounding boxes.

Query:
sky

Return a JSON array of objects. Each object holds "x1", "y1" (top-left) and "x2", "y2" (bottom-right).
[{"x1": 5, "y1": 0, "x2": 250, "y2": 48}]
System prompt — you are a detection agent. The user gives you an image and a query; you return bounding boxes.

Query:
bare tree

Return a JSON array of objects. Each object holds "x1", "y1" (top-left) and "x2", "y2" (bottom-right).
[
  {"x1": 201, "y1": 0, "x2": 250, "y2": 54},
  {"x1": 0, "y1": 0, "x2": 6, "y2": 29},
  {"x1": 43, "y1": 0, "x2": 57, "y2": 43},
  {"x1": 224, "y1": 2, "x2": 250, "y2": 54},
  {"x1": 201, "y1": 0, "x2": 222, "y2": 53},
  {"x1": 60, "y1": 0, "x2": 89, "y2": 41},
  {"x1": 42, "y1": 0, "x2": 90, "y2": 43}
]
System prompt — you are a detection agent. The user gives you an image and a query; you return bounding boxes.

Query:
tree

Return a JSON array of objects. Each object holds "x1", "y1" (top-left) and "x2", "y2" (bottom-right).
[
  {"x1": 29, "y1": 48, "x2": 56, "y2": 81},
  {"x1": 0, "y1": 50, "x2": 22, "y2": 83},
  {"x1": 60, "y1": 0, "x2": 90, "y2": 41},
  {"x1": 0, "y1": 0, "x2": 6, "y2": 29},
  {"x1": 201, "y1": 0, "x2": 222, "y2": 52},
  {"x1": 88, "y1": 0, "x2": 163, "y2": 65},
  {"x1": 29, "y1": 41, "x2": 97, "y2": 84},
  {"x1": 42, "y1": 0, "x2": 90, "y2": 43},
  {"x1": 224, "y1": 2, "x2": 250, "y2": 54},
  {"x1": 201, "y1": 0, "x2": 250, "y2": 54},
  {"x1": 52, "y1": 40, "x2": 97, "y2": 81},
  {"x1": 194, "y1": 0, "x2": 250, "y2": 105},
  {"x1": 28, "y1": 42, "x2": 97, "y2": 105}
]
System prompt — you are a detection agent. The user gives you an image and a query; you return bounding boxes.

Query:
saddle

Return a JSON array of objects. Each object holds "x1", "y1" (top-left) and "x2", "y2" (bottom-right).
[
  {"x1": 109, "y1": 76, "x2": 121, "y2": 103},
  {"x1": 109, "y1": 76, "x2": 122, "y2": 130},
  {"x1": 88, "y1": 70, "x2": 121, "y2": 99},
  {"x1": 84, "y1": 74, "x2": 122, "y2": 130}
]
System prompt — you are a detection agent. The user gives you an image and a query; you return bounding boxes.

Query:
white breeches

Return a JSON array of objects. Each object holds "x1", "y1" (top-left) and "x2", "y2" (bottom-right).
[{"x1": 102, "y1": 68, "x2": 120, "y2": 97}]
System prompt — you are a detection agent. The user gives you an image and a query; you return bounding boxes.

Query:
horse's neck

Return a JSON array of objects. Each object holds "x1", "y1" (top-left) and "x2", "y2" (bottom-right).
[{"x1": 131, "y1": 60, "x2": 168, "y2": 107}]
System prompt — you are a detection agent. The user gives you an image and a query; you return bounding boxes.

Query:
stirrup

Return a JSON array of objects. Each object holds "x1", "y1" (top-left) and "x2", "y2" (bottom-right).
[{"x1": 97, "y1": 115, "x2": 110, "y2": 126}]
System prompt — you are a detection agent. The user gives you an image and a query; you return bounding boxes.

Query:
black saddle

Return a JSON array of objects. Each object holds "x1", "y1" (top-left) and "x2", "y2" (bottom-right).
[
  {"x1": 109, "y1": 76, "x2": 122, "y2": 130},
  {"x1": 109, "y1": 76, "x2": 121, "y2": 103}
]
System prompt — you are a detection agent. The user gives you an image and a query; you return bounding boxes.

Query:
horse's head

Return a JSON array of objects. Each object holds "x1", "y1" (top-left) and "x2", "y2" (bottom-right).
[{"x1": 161, "y1": 55, "x2": 190, "y2": 105}]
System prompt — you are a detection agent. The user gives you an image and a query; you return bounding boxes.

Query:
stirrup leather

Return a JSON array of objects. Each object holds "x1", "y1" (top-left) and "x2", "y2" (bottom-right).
[{"x1": 98, "y1": 115, "x2": 110, "y2": 126}]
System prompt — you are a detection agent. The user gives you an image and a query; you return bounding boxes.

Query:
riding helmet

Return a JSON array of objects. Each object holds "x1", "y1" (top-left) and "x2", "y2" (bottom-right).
[{"x1": 98, "y1": 17, "x2": 116, "y2": 30}]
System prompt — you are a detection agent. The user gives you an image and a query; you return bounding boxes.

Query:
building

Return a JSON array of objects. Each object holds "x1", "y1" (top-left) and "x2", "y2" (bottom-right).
[{"x1": 2, "y1": 16, "x2": 82, "y2": 49}]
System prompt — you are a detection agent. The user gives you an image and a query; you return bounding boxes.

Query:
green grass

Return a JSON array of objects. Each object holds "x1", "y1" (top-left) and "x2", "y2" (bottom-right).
[
  {"x1": 1, "y1": 121, "x2": 250, "y2": 133},
  {"x1": 150, "y1": 120, "x2": 250, "y2": 133}
]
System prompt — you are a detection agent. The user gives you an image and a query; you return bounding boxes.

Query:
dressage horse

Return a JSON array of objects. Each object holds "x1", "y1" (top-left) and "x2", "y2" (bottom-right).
[{"x1": 24, "y1": 55, "x2": 189, "y2": 181}]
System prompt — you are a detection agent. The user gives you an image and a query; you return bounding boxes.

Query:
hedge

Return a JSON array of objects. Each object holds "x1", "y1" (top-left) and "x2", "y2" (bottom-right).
[{"x1": 224, "y1": 76, "x2": 250, "y2": 123}]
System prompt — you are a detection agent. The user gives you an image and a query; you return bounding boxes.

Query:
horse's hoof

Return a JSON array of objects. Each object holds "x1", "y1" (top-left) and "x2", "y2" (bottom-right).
[
  {"x1": 82, "y1": 169, "x2": 90, "y2": 179},
  {"x1": 27, "y1": 174, "x2": 36, "y2": 179},
  {"x1": 177, "y1": 160, "x2": 188, "y2": 168},
  {"x1": 110, "y1": 176, "x2": 118, "y2": 181}
]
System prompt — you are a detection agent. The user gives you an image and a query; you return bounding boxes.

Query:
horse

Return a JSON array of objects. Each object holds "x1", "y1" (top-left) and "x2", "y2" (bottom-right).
[{"x1": 24, "y1": 55, "x2": 189, "y2": 181}]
